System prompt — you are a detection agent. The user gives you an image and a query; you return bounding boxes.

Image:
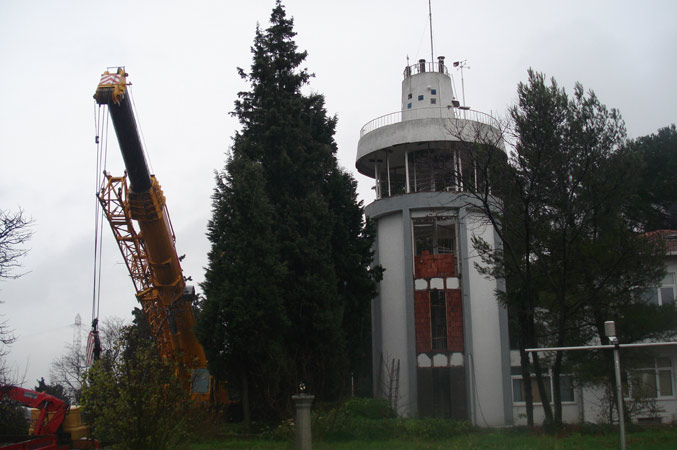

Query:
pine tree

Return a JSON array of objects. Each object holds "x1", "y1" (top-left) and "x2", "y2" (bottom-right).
[
  {"x1": 468, "y1": 70, "x2": 668, "y2": 427},
  {"x1": 198, "y1": 1, "x2": 379, "y2": 420}
]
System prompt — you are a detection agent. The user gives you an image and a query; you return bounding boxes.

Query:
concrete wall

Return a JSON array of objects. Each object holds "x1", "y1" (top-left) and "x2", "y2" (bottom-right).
[
  {"x1": 463, "y1": 210, "x2": 508, "y2": 426},
  {"x1": 401, "y1": 71, "x2": 455, "y2": 113},
  {"x1": 375, "y1": 211, "x2": 416, "y2": 416},
  {"x1": 367, "y1": 193, "x2": 511, "y2": 424}
]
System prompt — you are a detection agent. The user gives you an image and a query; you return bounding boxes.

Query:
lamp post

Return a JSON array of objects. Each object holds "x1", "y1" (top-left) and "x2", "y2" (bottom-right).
[
  {"x1": 292, "y1": 384, "x2": 314, "y2": 450},
  {"x1": 605, "y1": 321, "x2": 625, "y2": 450}
]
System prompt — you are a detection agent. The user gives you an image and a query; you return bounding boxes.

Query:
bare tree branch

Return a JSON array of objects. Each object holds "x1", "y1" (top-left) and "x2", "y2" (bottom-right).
[{"x1": 0, "y1": 208, "x2": 34, "y2": 281}]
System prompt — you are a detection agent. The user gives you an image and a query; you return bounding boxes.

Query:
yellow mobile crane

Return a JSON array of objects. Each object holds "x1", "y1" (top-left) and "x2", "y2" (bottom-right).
[{"x1": 93, "y1": 68, "x2": 223, "y2": 403}]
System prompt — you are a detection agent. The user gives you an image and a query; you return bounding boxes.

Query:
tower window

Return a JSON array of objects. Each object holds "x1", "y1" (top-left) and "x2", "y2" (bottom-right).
[
  {"x1": 407, "y1": 150, "x2": 457, "y2": 193},
  {"x1": 430, "y1": 98, "x2": 437, "y2": 104},
  {"x1": 413, "y1": 216, "x2": 456, "y2": 256},
  {"x1": 418, "y1": 95, "x2": 424, "y2": 101},
  {"x1": 431, "y1": 89, "x2": 437, "y2": 95},
  {"x1": 408, "y1": 93, "x2": 413, "y2": 99},
  {"x1": 430, "y1": 290, "x2": 447, "y2": 351},
  {"x1": 407, "y1": 103, "x2": 412, "y2": 109}
]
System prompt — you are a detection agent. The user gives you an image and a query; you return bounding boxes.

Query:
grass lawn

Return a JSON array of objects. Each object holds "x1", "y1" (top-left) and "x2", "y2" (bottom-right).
[{"x1": 188, "y1": 426, "x2": 677, "y2": 450}]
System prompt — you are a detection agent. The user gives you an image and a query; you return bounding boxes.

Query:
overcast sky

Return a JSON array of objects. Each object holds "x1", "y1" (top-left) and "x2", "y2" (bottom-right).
[{"x1": 1, "y1": 0, "x2": 675, "y2": 389}]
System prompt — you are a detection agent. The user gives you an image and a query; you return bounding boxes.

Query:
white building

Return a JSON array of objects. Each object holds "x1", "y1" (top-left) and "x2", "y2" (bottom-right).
[
  {"x1": 356, "y1": 56, "x2": 677, "y2": 426},
  {"x1": 356, "y1": 57, "x2": 512, "y2": 426},
  {"x1": 510, "y1": 230, "x2": 677, "y2": 425}
]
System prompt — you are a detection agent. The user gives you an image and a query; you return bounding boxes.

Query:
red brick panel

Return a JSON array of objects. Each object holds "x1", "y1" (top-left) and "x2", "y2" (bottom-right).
[
  {"x1": 446, "y1": 289, "x2": 463, "y2": 352},
  {"x1": 435, "y1": 253, "x2": 455, "y2": 277},
  {"x1": 414, "y1": 291, "x2": 431, "y2": 353},
  {"x1": 414, "y1": 251, "x2": 456, "y2": 278}
]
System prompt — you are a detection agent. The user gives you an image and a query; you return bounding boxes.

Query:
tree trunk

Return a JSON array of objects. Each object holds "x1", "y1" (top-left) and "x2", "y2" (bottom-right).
[
  {"x1": 525, "y1": 291, "x2": 554, "y2": 425},
  {"x1": 552, "y1": 301, "x2": 568, "y2": 427},
  {"x1": 516, "y1": 302, "x2": 535, "y2": 428},
  {"x1": 532, "y1": 352, "x2": 554, "y2": 425},
  {"x1": 552, "y1": 350, "x2": 563, "y2": 427},
  {"x1": 519, "y1": 346, "x2": 535, "y2": 427},
  {"x1": 242, "y1": 371, "x2": 251, "y2": 432}
]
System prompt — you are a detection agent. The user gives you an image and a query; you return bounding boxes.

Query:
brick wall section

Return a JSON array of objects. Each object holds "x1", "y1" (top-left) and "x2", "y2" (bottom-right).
[
  {"x1": 414, "y1": 290, "x2": 432, "y2": 353},
  {"x1": 415, "y1": 289, "x2": 464, "y2": 354},
  {"x1": 446, "y1": 289, "x2": 463, "y2": 352},
  {"x1": 414, "y1": 251, "x2": 455, "y2": 278}
]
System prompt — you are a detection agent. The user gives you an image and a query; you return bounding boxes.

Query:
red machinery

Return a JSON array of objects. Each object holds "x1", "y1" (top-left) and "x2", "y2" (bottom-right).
[
  {"x1": 1, "y1": 386, "x2": 66, "y2": 436},
  {"x1": 0, "y1": 386, "x2": 97, "y2": 449}
]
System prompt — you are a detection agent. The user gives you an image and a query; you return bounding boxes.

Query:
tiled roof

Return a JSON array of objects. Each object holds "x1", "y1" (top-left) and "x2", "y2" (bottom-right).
[{"x1": 645, "y1": 229, "x2": 677, "y2": 254}]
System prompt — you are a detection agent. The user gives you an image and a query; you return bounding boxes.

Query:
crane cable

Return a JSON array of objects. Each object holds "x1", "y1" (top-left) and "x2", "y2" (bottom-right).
[{"x1": 88, "y1": 102, "x2": 109, "y2": 365}]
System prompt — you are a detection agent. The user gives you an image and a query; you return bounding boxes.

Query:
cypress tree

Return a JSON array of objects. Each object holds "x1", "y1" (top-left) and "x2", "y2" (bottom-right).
[{"x1": 198, "y1": 1, "x2": 379, "y2": 420}]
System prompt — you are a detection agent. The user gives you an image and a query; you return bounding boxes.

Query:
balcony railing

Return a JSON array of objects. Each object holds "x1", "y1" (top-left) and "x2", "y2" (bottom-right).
[
  {"x1": 360, "y1": 107, "x2": 501, "y2": 138},
  {"x1": 403, "y1": 60, "x2": 449, "y2": 78}
]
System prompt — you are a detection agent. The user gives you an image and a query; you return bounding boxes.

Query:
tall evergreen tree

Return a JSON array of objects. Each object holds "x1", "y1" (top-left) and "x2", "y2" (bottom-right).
[
  {"x1": 625, "y1": 124, "x2": 677, "y2": 231},
  {"x1": 198, "y1": 1, "x2": 379, "y2": 421}
]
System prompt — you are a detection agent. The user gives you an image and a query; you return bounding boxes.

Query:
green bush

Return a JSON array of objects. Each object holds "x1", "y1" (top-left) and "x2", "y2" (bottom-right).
[
  {"x1": 0, "y1": 400, "x2": 29, "y2": 435},
  {"x1": 400, "y1": 418, "x2": 471, "y2": 439},
  {"x1": 262, "y1": 418, "x2": 295, "y2": 441},
  {"x1": 309, "y1": 397, "x2": 470, "y2": 441},
  {"x1": 341, "y1": 397, "x2": 396, "y2": 419},
  {"x1": 265, "y1": 397, "x2": 471, "y2": 442}
]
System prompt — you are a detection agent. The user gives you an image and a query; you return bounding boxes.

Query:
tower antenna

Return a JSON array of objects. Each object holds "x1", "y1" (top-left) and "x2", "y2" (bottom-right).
[{"x1": 428, "y1": 0, "x2": 434, "y2": 63}]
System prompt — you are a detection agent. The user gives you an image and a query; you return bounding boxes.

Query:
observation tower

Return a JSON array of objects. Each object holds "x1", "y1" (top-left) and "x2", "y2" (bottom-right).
[{"x1": 357, "y1": 57, "x2": 512, "y2": 425}]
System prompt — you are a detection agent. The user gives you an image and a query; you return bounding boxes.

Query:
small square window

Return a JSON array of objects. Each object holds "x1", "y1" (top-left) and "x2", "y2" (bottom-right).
[
  {"x1": 430, "y1": 98, "x2": 437, "y2": 104},
  {"x1": 408, "y1": 93, "x2": 412, "y2": 99},
  {"x1": 407, "y1": 103, "x2": 412, "y2": 109},
  {"x1": 431, "y1": 89, "x2": 437, "y2": 95},
  {"x1": 418, "y1": 95, "x2": 424, "y2": 101}
]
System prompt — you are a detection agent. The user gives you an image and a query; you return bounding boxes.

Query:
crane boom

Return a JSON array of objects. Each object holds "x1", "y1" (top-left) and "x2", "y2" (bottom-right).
[
  {"x1": 93, "y1": 70, "x2": 151, "y2": 193},
  {"x1": 94, "y1": 68, "x2": 214, "y2": 399}
]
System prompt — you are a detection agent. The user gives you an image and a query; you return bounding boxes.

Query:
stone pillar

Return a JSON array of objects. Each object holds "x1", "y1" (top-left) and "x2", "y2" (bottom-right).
[{"x1": 292, "y1": 394, "x2": 315, "y2": 450}]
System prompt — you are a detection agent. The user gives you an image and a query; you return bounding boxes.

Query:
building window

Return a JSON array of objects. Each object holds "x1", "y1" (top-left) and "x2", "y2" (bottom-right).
[
  {"x1": 511, "y1": 367, "x2": 575, "y2": 404},
  {"x1": 418, "y1": 94, "x2": 424, "y2": 101},
  {"x1": 431, "y1": 89, "x2": 437, "y2": 95},
  {"x1": 407, "y1": 149, "x2": 457, "y2": 192},
  {"x1": 644, "y1": 273, "x2": 676, "y2": 306},
  {"x1": 430, "y1": 290, "x2": 447, "y2": 351},
  {"x1": 408, "y1": 93, "x2": 413, "y2": 99},
  {"x1": 660, "y1": 273, "x2": 675, "y2": 305},
  {"x1": 430, "y1": 98, "x2": 437, "y2": 104},
  {"x1": 625, "y1": 358, "x2": 674, "y2": 399},
  {"x1": 407, "y1": 103, "x2": 412, "y2": 109},
  {"x1": 413, "y1": 216, "x2": 456, "y2": 256}
]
